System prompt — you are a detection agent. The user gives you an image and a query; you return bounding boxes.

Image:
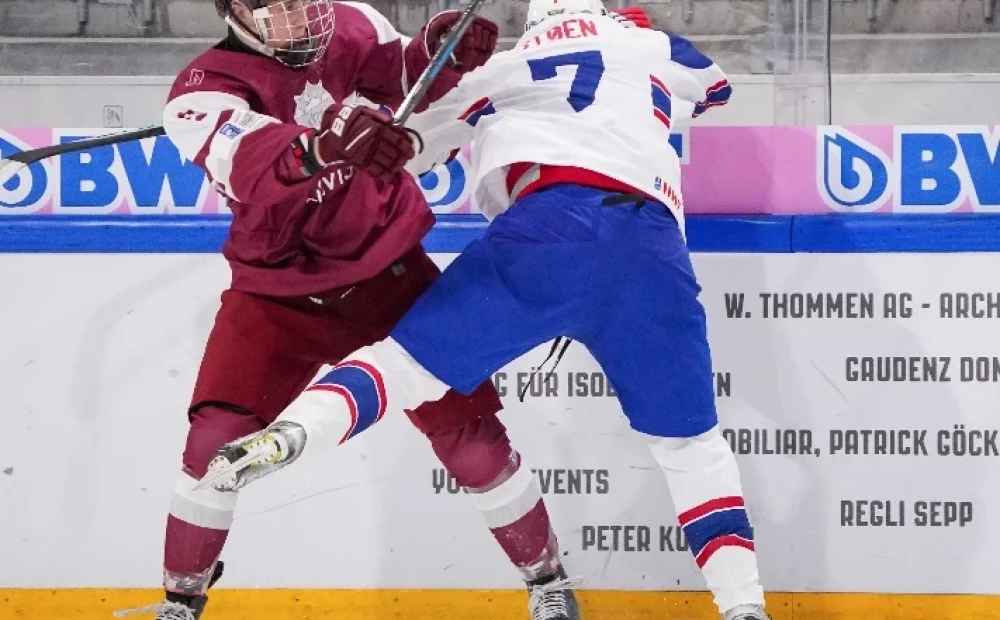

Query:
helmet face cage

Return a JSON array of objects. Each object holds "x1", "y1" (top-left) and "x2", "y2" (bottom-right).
[{"x1": 249, "y1": 0, "x2": 335, "y2": 68}]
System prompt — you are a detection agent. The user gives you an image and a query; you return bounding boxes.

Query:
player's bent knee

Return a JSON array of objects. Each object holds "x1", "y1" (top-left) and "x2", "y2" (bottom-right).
[
  {"x1": 433, "y1": 430, "x2": 542, "y2": 532},
  {"x1": 425, "y1": 415, "x2": 513, "y2": 488},
  {"x1": 183, "y1": 403, "x2": 265, "y2": 478},
  {"x1": 406, "y1": 378, "x2": 502, "y2": 435},
  {"x1": 363, "y1": 337, "x2": 452, "y2": 407}
]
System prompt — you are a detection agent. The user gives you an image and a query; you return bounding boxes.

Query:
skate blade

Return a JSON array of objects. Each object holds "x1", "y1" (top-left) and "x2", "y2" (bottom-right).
[
  {"x1": 191, "y1": 450, "x2": 262, "y2": 492},
  {"x1": 112, "y1": 603, "x2": 160, "y2": 617}
]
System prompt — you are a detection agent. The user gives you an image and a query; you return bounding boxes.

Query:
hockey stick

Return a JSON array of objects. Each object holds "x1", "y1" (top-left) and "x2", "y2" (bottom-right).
[
  {"x1": 0, "y1": 125, "x2": 165, "y2": 188},
  {"x1": 393, "y1": 0, "x2": 489, "y2": 129}
]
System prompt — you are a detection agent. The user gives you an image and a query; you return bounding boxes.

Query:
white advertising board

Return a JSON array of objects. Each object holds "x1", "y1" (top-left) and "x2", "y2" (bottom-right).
[{"x1": 1, "y1": 253, "x2": 998, "y2": 593}]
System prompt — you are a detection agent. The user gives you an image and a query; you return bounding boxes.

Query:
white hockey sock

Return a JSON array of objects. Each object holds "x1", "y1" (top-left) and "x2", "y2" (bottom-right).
[
  {"x1": 467, "y1": 454, "x2": 540, "y2": 528},
  {"x1": 645, "y1": 426, "x2": 765, "y2": 614},
  {"x1": 274, "y1": 337, "x2": 451, "y2": 460}
]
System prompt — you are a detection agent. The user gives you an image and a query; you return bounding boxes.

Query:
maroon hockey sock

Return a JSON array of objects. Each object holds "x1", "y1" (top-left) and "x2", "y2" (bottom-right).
[
  {"x1": 164, "y1": 513, "x2": 230, "y2": 593},
  {"x1": 486, "y1": 498, "x2": 560, "y2": 575},
  {"x1": 163, "y1": 405, "x2": 263, "y2": 594},
  {"x1": 427, "y1": 416, "x2": 560, "y2": 580}
]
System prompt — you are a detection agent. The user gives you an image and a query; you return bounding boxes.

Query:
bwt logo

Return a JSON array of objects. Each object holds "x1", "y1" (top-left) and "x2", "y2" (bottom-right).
[
  {"x1": 0, "y1": 134, "x2": 52, "y2": 211},
  {"x1": 818, "y1": 128, "x2": 890, "y2": 211},
  {"x1": 0, "y1": 129, "x2": 211, "y2": 214},
  {"x1": 819, "y1": 126, "x2": 1000, "y2": 212},
  {"x1": 418, "y1": 150, "x2": 470, "y2": 214}
]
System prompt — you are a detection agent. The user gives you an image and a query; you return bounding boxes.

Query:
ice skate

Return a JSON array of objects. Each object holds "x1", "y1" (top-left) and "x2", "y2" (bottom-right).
[
  {"x1": 114, "y1": 562, "x2": 224, "y2": 620},
  {"x1": 527, "y1": 566, "x2": 582, "y2": 620},
  {"x1": 723, "y1": 604, "x2": 770, "y2": 620},
  {"x1": 194, "y1": 421, "x2": 306, "y2": 492}
]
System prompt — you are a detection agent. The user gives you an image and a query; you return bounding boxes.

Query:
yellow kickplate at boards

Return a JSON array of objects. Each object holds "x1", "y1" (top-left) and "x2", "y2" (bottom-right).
[{"x1": 2, "y1": 589, "x2": 999, "y2": 620}]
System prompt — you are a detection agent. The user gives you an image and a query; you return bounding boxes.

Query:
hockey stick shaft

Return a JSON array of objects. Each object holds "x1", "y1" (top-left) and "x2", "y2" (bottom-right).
[
  {"x1": 0, "y1": 125, "x2": 166, "y2": 187},
  {"x1": 12, "y1": 125, "x2": 165, "y2": 165},
  {"x1": 392, "y1": 0, "x2": 488, "y2": 126}
]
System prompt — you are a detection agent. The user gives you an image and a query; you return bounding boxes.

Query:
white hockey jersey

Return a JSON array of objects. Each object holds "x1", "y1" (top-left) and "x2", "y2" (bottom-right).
[{"x1": 404, "y1": 14, "x2": 731, "y2": 232}]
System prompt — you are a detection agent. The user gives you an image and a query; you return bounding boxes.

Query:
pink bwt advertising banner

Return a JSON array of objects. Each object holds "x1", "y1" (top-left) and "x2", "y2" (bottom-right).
[{"x1": 2, "y1": 125, "x2": 998, "y2": 216}]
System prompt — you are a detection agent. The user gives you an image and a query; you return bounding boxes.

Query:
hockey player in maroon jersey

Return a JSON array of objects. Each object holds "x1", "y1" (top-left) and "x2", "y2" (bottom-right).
[{"x1": 116, "y1": 2, "x2": 581, "y2": 619}]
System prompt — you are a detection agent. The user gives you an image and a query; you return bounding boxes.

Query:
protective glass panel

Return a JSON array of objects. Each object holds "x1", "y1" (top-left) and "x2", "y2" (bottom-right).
[{"x1": 0, "y1": 0, "x2": 994, "y2": 123}]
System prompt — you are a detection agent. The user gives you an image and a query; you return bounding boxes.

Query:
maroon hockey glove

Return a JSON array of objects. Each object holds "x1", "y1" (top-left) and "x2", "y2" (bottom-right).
[
  {"x1": 422, "y1": 10, "x2": 498, "y2": 74},
  {"x1": 310, "y1": 102, "x2": 415, "y2": 183}
]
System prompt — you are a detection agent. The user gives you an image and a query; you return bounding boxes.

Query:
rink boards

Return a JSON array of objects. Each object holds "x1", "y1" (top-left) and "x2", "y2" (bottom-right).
[
  {"x1": 3, "y1": 589, "x2": 997, "y2": 620},
  {"x1": 2, "y1": 214, "x2": 1000, "y2": 619}
]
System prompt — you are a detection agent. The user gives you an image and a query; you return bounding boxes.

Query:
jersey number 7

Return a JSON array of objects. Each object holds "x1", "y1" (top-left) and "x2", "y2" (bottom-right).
[{"x1": 527, "y1": 51, "x2": 605, "y2": 112}]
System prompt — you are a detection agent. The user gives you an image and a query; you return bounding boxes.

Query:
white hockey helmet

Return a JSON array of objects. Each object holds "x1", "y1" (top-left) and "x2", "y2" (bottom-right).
[{"x1": 524, "y1": 0, "x2": 608, "y2": 31}]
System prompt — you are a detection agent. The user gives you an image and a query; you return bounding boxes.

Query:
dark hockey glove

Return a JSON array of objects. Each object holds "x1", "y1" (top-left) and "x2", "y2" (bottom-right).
[
  {"x1": 308, "y1": 102, "x2": 415, "y2": 182},
  {"x1": 421, "y1": 10, "x2": 498, "y2": 73}
]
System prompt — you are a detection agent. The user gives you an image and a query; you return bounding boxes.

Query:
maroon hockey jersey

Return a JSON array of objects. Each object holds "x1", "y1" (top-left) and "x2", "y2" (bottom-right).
[{"x1": 163, "y1": 2, "x2": 459, "y2": 296}]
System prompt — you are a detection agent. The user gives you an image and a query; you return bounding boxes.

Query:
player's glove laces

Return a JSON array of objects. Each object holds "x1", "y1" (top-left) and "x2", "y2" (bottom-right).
[{"x1": 519, "y1": 337, "x2": 572, "y2": 402}]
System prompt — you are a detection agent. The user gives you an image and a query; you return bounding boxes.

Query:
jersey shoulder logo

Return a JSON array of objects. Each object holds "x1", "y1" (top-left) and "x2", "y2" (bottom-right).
[{"x1": 185, "y1": 69, "x2": 205, "y2": 87}]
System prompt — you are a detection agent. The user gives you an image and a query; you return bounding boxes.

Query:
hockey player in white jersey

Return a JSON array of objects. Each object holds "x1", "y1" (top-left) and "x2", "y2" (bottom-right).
[{"x1": 198, "y1": 3, "x2": 770, "y2": 619}]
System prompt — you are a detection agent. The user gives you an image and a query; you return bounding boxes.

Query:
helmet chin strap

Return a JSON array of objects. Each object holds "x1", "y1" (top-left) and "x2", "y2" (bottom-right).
[{"x1": 224, "y1": 13, "x2": 277, "y2": 59}]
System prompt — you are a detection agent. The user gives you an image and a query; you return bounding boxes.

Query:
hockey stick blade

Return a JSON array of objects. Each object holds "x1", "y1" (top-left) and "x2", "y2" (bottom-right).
[
  {"x1": 392, "y1": 0, "x2": 489, "y2": 127},
  {"x1": 0, "y1": 159, "x2": 26, "y2": 188},
  {"x1": 0, "y1": 126, "x2": 167, "y2": 174}
]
